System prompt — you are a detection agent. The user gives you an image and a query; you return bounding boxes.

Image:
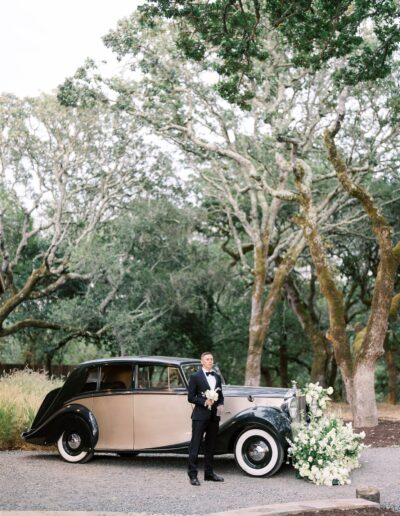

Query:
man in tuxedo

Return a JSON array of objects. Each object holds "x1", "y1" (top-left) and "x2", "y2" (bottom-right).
[{"x1": 187, "y1": 351, "x2": 224, "y2": 486}]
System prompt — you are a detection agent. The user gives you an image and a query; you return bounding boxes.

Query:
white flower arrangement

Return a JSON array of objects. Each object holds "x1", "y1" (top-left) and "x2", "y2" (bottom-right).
[
  {"x1": 300, "y1": 382, "x2": 334, "y2": 418},
  {"x1": 203, "y1": 388, "x2": 219, "y2": 410},
  {"x1": 288, "y1": 383, "x2": 366, "y2": 486}
]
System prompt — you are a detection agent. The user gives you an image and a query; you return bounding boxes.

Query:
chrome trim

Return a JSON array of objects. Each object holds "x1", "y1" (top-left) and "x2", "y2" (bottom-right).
[
  {"x1": 67, "y1": 433, "x2": 82, "y2": 450},
  {"x1": 248, "y1": 440, "x2": 269, "y2": 461}
]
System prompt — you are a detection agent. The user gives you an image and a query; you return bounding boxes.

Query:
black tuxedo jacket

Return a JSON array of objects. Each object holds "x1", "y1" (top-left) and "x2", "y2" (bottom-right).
[{"x1": 188, "y1": 369, "x2": 224, "y2": 421}]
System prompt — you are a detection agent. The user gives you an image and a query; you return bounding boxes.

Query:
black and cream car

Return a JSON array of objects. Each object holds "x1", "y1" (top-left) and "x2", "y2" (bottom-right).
[{"x1": 22, "y1": 356, "x2": 303, "y2": 477}]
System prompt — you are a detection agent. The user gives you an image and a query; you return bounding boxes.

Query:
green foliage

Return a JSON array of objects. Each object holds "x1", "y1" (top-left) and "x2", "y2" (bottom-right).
[{"x1": 139, "y1": 0, "x2": 400, "y2": 105}]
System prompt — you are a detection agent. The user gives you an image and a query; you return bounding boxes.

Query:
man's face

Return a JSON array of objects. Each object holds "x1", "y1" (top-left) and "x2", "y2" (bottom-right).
[{"x1": 201, "y1": 353, "x2": 214, "y2": 371}]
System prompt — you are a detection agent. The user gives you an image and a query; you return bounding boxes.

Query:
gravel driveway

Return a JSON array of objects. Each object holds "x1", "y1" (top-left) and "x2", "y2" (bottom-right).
[{"x1": 1, "y1": 448, "x2": 399, "y2": 514}]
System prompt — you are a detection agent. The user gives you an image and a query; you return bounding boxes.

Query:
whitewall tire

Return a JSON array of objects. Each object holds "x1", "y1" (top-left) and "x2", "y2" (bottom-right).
[
  {"x1": 57, "y1": 429, "x2": 94, "y2": 464},
  {"x1": 234, "y1": 428, "x2": 283, "y2": 477}
]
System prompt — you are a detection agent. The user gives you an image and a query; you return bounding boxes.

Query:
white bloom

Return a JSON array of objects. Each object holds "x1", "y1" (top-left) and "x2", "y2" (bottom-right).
[
  {"x1": 288, "y1": 382, "x2": 365, "y2": 487},
  {"x1": 204, "y1": 389, "x2": 219, "y2": 401},
  {"x1": 203, "y1": 389, "x2": 219, "y2": 410}
]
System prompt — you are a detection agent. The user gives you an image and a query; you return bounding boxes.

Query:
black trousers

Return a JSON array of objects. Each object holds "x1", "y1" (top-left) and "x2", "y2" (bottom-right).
[{"x1": 188, "y1": 418, "x2": 219, "y2": 477}]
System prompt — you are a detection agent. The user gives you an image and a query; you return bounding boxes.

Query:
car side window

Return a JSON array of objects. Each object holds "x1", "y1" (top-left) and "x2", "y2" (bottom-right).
[
  {"x1": 181, "y1": 363, "x2": 225, "y2": 384},
  {"x1": 168, "y1": 367, "x2": 185, "y2": 388},
  {"x1": 99, "y1": 364, "x2": 133, "y2": 391},
  {"x1": 182, "y1": 364, "x2": 201, "y2": 382},
  {"x1": 137, "y1": 365, "x2": 185, "y2": 390},
  {"x1": 79, "y1": 367, "x2": 99, "y2": 393}
]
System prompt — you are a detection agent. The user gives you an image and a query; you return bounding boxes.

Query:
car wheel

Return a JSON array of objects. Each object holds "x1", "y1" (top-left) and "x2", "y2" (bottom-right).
[
  {"x1": 234, "y1": 428, "x2": 283, "y2": 477},
  {"x1": 57, "y1": 429, "x2": 94, "y2": 464}
]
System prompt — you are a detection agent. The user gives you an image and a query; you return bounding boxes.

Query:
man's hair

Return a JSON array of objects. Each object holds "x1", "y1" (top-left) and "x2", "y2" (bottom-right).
[{"x1": 201, "y1": 351, "x2": 213, "y2": 359}]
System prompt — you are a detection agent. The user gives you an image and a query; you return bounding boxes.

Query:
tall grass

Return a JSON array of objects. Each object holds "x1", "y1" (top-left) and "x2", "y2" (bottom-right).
[{"x1": 0, "y1": 369, "x2": 63, "y2": 450}]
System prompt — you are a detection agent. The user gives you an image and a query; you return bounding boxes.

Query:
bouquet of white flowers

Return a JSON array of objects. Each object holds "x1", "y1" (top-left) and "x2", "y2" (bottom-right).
[
  {"x1": 288, "y1": 383, "x2": 366, "y2": 486},
  {"x1": 203, "y1": 389, "x2": 219, "y2": 410}
]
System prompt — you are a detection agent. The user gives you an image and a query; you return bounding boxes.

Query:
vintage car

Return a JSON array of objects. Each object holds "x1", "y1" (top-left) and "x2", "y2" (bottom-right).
[{"x1": 22, "y1": 356, "x2": 304, "y2": 477}]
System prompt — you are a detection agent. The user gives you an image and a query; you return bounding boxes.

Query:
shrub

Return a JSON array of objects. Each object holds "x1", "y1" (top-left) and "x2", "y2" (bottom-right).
[{"x1": 0, "y1": 369, "x2": 63, "y2": 450}]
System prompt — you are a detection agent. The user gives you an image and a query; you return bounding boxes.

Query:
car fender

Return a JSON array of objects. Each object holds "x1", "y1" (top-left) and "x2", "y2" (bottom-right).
[
  {"x1": 22, "y1": 403, "x2": 99, "y2": 449},
  {"x1": 216, "y1": 406, "x2": 291, "y2": 454},
  {"x1": 30, "y1": 387, "x2": 62, "y2": 429}
]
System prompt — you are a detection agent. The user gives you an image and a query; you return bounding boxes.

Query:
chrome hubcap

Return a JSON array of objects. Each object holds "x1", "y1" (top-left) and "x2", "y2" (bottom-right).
[
  {"x1": 248, "y1": 440, "x2": 269, "y2": 461},
  {"x1": 67, "y1": 433, "x2": 82, "y2": 450}
]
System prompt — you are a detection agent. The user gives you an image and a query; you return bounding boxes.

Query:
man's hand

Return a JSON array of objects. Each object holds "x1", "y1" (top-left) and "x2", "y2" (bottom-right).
[{"x1": 206, "y1": 399, "x2": 214, "y2": 407}]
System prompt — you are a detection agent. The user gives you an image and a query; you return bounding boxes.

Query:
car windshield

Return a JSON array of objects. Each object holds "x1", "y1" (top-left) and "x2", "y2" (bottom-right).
[{"x1": 181, "y1": 362, "x2": 225, "y2": 385}]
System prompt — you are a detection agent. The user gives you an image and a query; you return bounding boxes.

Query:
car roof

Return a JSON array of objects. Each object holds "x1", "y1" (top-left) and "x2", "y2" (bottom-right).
[{"x1": 79, "y1": 356, "x2": 201, "y2": 367}]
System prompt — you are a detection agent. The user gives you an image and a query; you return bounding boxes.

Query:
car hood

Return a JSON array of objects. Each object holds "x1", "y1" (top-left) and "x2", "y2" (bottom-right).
[{"x1": 222, "y1": 385, "x2": 294, "y2": 398}]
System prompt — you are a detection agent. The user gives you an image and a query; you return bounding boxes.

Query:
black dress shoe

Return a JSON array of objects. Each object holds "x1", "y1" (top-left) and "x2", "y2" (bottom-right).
[
  {"x1": 189, "y1": 477, "x2": 201, "y2": 486},
  {"x1": 204, "y1": 472, "x2": 224, "y2": 482}
]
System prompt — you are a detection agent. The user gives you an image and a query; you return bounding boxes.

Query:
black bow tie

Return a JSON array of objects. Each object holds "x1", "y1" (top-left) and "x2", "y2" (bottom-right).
[{"x1": 206, "y1": 371, "x2": 214, "y2": 376}]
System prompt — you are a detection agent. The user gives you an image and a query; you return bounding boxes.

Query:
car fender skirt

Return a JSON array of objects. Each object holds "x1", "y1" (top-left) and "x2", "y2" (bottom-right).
[
  {"x1": 215, "y1": 406, "x2": 291, "y2": 454},
  {"x1": 22, "y1": 404, "x2": 99, "y2": 448}
]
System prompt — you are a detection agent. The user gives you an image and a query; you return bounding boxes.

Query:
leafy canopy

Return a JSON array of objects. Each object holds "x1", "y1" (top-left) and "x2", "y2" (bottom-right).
[{"x1": 139, "y1": 0, "x2": 400, "y2": 103}]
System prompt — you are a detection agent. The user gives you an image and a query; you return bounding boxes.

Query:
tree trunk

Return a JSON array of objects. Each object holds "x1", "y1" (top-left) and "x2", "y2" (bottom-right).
[
  {"x1": 45, "y1": 352, "x2": 54, "y2": 377},
  {"x1": 327, "y1": 352, "x2": 337, "y2": 392},
  {"x1": 299, "y1": 215, "x2": 354, "y2": 404},
  {"x1": 245, "y1": 243, "x2": 268, "y2": 386},
  {"x1": 279, "y1": 337, "x2": 289, "y2": 387},
  {"x1": 352, "y1": 361, "x2": 378, "y2": 427},
  {"x1": 261, "y1": 365, "x2": 273, "y2": 386},
  {"x1": 284, "y1": 277, "x2": 329, "y2": 386},
  {"x1": 245, "y1": 237, "x2": 305, "y2": 385},
  {"x1": 324, "y1": 124, "x2": 400, "y2": 425},
  {"x1": 384, "y1": 347, "x2": 397, "y2": 405}
]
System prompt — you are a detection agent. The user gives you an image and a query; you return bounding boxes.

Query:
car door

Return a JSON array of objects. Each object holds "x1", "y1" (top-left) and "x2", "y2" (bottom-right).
[
  {"x1": 90, "y1": 363, "x2": 135, "y2": 451},
  {"x1": 133, "y1": 364, "x2": 192, "y2": 450}
]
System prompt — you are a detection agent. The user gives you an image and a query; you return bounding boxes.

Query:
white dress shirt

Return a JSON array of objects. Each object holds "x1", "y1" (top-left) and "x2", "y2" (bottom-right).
[{"x1": 202, "y1": 368, "x2": 217, "y2": 390}]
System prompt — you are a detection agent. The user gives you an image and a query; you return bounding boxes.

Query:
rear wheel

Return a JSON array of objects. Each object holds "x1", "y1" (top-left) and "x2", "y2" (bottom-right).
[
  {"x1": 234, "y1": 428, "x2": 283, "y2": 477},
  {"x1": 57, "y1": 428, "x2": 94, "y2": 464}
]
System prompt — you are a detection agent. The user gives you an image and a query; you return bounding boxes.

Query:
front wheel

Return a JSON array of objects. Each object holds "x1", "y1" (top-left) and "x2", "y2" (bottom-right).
[
  {"x1": 234, "y1": 428, "x2": 283, "y2": 477},
  {"x1": 57, "y1": 429, "x2": 94, "y2": 464}
]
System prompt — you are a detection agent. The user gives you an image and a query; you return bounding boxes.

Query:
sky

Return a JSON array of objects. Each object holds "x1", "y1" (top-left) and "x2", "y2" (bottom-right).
[{"x1": 0, "y1": 0, "x2": 142, "y2": 97}]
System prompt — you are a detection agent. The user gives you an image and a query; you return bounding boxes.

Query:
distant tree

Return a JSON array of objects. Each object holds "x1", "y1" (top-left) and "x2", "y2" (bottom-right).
[{"x1": 0, "y1": 94, "x2": 168, "y2": 340}]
